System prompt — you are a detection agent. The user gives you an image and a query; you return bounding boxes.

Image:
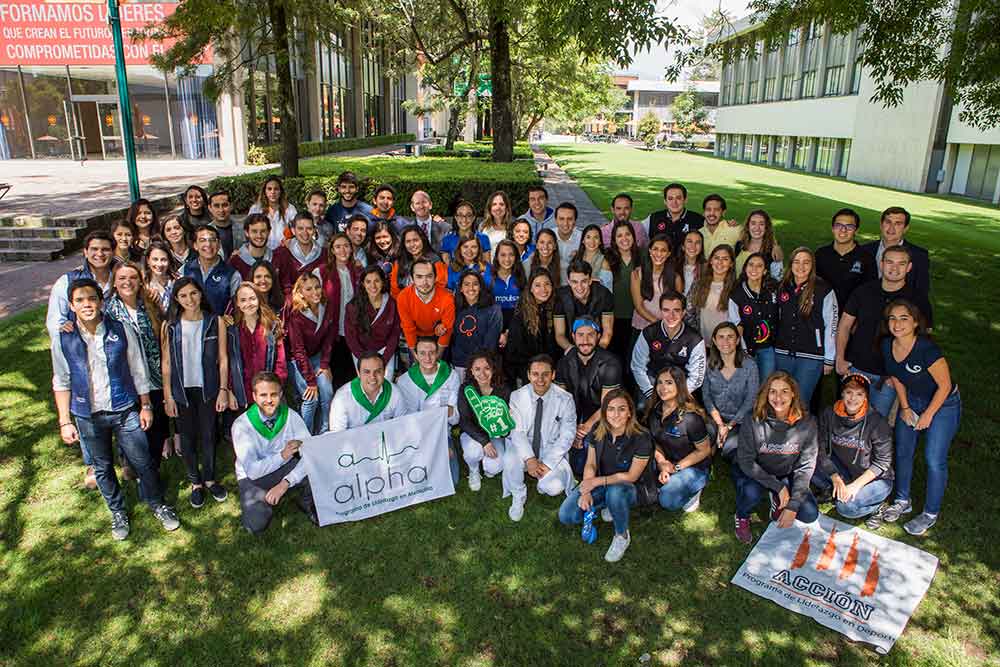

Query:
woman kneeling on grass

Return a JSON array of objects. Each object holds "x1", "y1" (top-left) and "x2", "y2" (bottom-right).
[
  {"x1": 558, "y1": 389, "x2": 651, "y2": 563},
  {"x1": 733, "y1": 370, "x2": 819, "y2": 544}
]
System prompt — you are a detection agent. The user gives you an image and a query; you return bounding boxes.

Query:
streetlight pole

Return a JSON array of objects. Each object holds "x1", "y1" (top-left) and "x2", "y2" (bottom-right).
[{"x1": 108, "y1": 0, "x2": 141, "y2": 202}]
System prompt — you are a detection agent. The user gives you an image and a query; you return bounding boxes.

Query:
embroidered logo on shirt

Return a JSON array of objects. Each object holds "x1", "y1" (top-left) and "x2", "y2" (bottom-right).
[
  {"x1": 780, "y1": 291, "x2": 791, "y2": 303},
  {"x1": 107, "y1": 333, "x2": 120, "y2": 342},
  {"x1": 905, "y1": 363, "x2": 922, "y2": 374},
  {"x1": 651, "y1": 340, "x2": 663, "y2": 351},
  {"x1": 212, "y1": 274, "x2": 223, "y2": 282},
  {"x1": 850, "y1": 261, "x2": 863, "y2": 274},
  {"x1": 742, "y1": 304, "x2": 753, "y2": 316},
  {"x1": 679, "y1": 346, "x2": 688, "y2": 357}
]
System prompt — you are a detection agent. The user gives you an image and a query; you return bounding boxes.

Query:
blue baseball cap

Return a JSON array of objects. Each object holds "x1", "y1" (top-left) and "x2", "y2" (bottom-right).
[{"x1": 572, "y1": 316, "x2": 602, "y2": 335}]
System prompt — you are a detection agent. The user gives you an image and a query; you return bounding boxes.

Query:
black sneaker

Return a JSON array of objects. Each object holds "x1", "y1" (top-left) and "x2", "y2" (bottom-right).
[
  {"x1": 207, "y1": 483, "x2": 228, "y2": 503},
  {"x1": 111, "y1": 511, "x2": 130, "y2": 541},
  {"x1": 153, "y1": 505, "x2": 181, "y2": 531},
  {"x1": 190, "y1": 486, "x2": 206, "y2": 508},
  {"x1": 865, "y1": 503, "x2": 888, "y2": 530}
]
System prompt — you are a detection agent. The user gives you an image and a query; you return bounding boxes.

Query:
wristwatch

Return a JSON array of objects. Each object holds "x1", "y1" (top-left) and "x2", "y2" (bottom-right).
[{"x1": 141, "y1": 403, "x2": 153, "y2": 411}]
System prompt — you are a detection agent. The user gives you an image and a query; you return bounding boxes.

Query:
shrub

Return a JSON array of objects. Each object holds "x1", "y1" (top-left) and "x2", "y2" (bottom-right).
[
  {"x1": 209, "y1": 156, "x2": 543, "y2": 215},
  {"x1": 422, "y1": 141, "x2": 533, "y2": 160},
  {"x1": 246, "y1": 134, "x2": 416, "y2": 165}
]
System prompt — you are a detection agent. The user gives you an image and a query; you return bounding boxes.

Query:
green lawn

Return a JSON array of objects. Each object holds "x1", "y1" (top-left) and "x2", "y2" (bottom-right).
[{"x1": 2, "y1": 145, "x2": 999, "y2": 666}]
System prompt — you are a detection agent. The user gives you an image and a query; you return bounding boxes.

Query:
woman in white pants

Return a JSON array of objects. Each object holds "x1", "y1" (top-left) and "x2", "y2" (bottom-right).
[{"x1": 456, "y1": 351, "x2": 514, "y2": 491}]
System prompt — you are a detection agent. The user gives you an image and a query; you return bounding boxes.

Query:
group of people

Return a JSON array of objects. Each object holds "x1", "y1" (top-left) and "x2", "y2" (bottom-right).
[{"x1": 47, "y1": 173, "x2": 960, "y2": 563}]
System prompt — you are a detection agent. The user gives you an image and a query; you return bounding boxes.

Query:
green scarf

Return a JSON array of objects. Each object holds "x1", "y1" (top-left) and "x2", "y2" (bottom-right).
[
  {"x1": 407, "y1": 361, "x2": 451, "y2": 398},
  {"x1": 350, "y1": 377, "x2": 393, "y2": 423},
  {"x1": 463, "y1": 385, "x2": 515, "y2": 438},
  {"x1": 247, "y1": 403, "x2": 288, "y2": 440}
]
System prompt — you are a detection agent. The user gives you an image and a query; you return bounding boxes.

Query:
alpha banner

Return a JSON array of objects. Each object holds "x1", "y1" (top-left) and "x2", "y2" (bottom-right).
[
  {"x1": 732, "y1": 515, "x2": 938, "y2": 654},
  {"x1": 300, "y1": 407, "x2": 455, "y2": 525}
]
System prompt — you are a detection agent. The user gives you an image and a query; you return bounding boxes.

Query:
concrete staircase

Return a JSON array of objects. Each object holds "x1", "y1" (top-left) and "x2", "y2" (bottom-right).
[{"x1": 0, "y1": 194, "x2": 183, "y2": 262}]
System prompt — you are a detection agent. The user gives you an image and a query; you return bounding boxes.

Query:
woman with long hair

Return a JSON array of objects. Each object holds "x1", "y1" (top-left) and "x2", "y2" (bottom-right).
[
  {"x1": 161, "y1": 277, "x2": 231, "y2": 508},
  {"x1": 227, "y1": 282, "x2": 287, "y2": 411},
  {"x1": 509, "y1": 219, "x2": 535, "y2": 263},
  {"x1": 688, "y1": 243, "x2": 740, "y2": 345},
  {"x1": 735, "y1": 209, "x2": 784, "y2": 279},
  {"x1": 451, "y1": 270, "x2": 503, "y2": 374},
  {"x1": 179, "y1": 185, "x2": 210, "y2": 229},
  {"x1": 490, "y1": 239, "x2": 527, "y2": 337},
  {"x1": 162, "y1": 216, "x2": 196, "y2": 265},
  {"x1": 675, "y1": 229, "x2": 706, "y2": 297},
  {"x1": 344, "y1": 265, "x2": 401, "y2": 379},
  {"x1": 321, "y1": 232, "x2": 362, "y2": 389},
  {"x1": 457, "y1": 351, "x2": 513, "y2": 491},
  {"x1": 504, "y1": 269, "x2": 560, "y2": 384},
  {"x1": 106, "y1": 262, "x2": 170, "y2": 480},
  {"x1": 524, "y1": 228, "x2": 562, "y2": 288},
  {"x1": 558, "y1": 389, "x2": 652, "y2": 562},
  {"x1": 731, "y1": 251, "x2": 780, "y2": 380},
  {"x1": 248, "y1": 176, "x2": 298, "y2": 248},
  {"x1": 143, "y1": 239, "x2": 179, "y2": 317},
  {"x1": 249, "y1": 259, "x2": 285, "y2": 314},
  {"x1": 440, "y1": 200, "x2": 491, "y2": 264},
  {"x1": 447, "y1": 235, "x2": 493, "y2": 291},
  {"x1": 630, "y1": 234, "x2": 682, "y2": 335},
  {"x1": 390, "y1": 225, "x2": 448, "y2": 297},
  {"x1": 110, "y1": 219, "x2": 141, "y2": 264},
  {"x1": 366, "y1": 220, "x2": 400, "y2": 275},
  {"x1": 774, "y1": 247, "x2": 837, "y2": 405},
  {"x1": 574, "y1": 224, "x2": 614, "y2": 291},
  {"x1": 733, "y1": 371, "x2": 819, "y2": 544},
  {"x1": 647, "y1": 366, "x2": 712, "y2": 512},
  {"x1": 285, "y1": 273, "x2": 337, "y2": 434},
  {"x1": 128, "y1": 198, "x2": 161, "y2": 254},
  {"x1": 606, "y1": 222, "x2": 639, "y2": 377},
  {"x1": 875, "y1": 299, "x2": 961, "y2": 536},
  {"x1": 481, "y1": 190, "x2": 513, "y2": 252},
  {"x1": 702, "y1": 322, "x2": 759, "y2": 460}
]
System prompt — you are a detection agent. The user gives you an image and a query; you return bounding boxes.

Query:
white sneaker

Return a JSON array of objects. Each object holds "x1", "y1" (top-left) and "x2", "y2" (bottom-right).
[
  {"x1": 683, "y1": 490, "x2": 702, "y2": 513},
  {"x1": 604, "y1": 531, "x2": 631, "y2": 562},
  {"x1": 468, "y1": 469, "x2": 482, "y2": 492},
  {"x1": 600, "y1": 508, "x2": 613, "y2": 523},
  {"x1": 508, "y1": 499, "x2": 525, "y2": 522}
]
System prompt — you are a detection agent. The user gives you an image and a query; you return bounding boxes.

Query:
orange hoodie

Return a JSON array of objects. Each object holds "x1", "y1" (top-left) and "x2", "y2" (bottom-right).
[{"x1": 396, "y1": 284, "x2": 455, "y2": 348}]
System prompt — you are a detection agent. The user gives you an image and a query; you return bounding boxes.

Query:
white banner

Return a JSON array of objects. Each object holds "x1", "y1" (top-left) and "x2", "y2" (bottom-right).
[
  {"x1": 732, "y1": 515, "x2": 938, "y2": 654},
  {"x1": 300, "y1": 407, "x2": 455, "y2": 525}
]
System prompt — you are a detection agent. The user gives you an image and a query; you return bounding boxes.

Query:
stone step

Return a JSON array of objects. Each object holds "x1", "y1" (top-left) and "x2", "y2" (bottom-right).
[
  {"x1": 0, "y1": 237, "x2": 67, "y2": 251},
  {"x1": 0, "y1": 247, "x2": 62, "y2": 262},
  {"x1": 0, "y1": 226, "x2": 86, "y2": 240},
  {"x1": 0, "y1": 215, "x2": 88, "y2": 228}
]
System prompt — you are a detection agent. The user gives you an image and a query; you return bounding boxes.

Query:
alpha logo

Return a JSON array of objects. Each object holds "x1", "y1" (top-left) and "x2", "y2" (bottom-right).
[
  {"x1": 211, "y1": 274, "x2": 223, "y2": 282},
  {"x1": 650, "y1": 340, "x2": 663, "y2": 351},
  {"x1": 742, "y1": 304, "x2": 753, "y2": 316},
  {"x1": 678, "y1": 345, "x2": 688, "y2": 357},
  {"x1": 770, "y1": 527, "x2": 880, "y2": 622},
  {"x1": 780, "y1": 291, "x2": 791, "y2": 303},
  {"x1": 107, "y1": 333, "x2": 120, "y2": 342},
  {"x1": 905, "y1": 363, "x2": 923, "y2": 374},
  {"x1": 851, "y1": 261, "x2": 863, "y2": 274},
  {"x1": 333, "y1": 432, "x2": 427, "y2": 502}
]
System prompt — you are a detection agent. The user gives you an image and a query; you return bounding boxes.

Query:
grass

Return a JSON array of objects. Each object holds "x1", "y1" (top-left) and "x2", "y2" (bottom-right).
[
  {"x1": 299, "y1": 154, "x2": 539, "y2": 180},
  {"x1": 3, "y1": 143, "x2": 999, "y2": 666}
]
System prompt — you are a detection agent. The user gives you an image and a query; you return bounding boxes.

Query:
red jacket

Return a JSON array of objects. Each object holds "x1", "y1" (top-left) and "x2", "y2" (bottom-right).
[
  {"x1": 272, "y1": 241, "x2": 328, "y2": 297},
  {"x1": 228, "y1": 245, "x2": 274, "y2": 280},
  {"x1": 345, "y1": 296, "x2": 401, "y2": 366},
  {"x1": 237, "y1": 320, "x2": 287, "y2": 401},
  {"x1": 284, "y1": 304, "x2": 336, "y2": 385},
  {"x1": 320, "y1": 263, "x2": 362, "y2": 335}
]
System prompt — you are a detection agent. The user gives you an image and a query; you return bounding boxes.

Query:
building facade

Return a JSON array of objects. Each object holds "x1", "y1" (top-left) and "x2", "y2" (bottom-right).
[
  {"x1": 625, "y1": 79, "x2": 718, "y2": 139},
  {"x1": 713, "y1": 16, "x2": 1000, "y2": 204},
  {"x1": 0, "y1": 1, "x2": 415, "y2": 165}
]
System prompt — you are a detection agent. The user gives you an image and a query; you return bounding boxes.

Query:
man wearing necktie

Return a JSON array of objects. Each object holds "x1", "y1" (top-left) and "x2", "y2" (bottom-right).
[
  {"x1": 504, "y1": 354, "x2": 577, "y2": 522},
  {"x1": 395, "y1": 190, "x2": 449, "y2": 249}
]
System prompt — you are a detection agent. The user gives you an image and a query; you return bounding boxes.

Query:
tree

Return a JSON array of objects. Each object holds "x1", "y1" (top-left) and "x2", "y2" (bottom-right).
[
  {"x1": 677, "y1": 0, "x2": 1000, "y2": 130},
  {"x1": 637, "y1": 111, "x2": 662, "y2": 149},
  {"x1": 670, "y1": 88, "x2": 709, "y2": 147},
  {"x1": 135, "y1": 0, "x2": 357, "y2": 177},
  {"x1": 687, "y1": 7, "x2": 735, "y2": 80}
]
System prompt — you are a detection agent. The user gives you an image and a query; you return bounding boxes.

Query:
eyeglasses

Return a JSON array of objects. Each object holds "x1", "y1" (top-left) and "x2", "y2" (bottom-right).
[{"x1": 832, "y1": 223, "x2": 857, "y2": 232}]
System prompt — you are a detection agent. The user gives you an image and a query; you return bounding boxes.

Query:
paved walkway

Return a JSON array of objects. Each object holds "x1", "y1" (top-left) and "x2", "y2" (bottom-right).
[{"x1": 531, "y1": 147, "x2": 607, "y2": 229}]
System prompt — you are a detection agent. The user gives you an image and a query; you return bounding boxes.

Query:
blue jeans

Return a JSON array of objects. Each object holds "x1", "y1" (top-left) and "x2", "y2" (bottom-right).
[
  {"x1": 894, "y1": 389, "x2": 961, "y2": 515},
  {"x1": 811, "y1": 458, "x2": 892, "y2": 519},
  {"x1": 75, "y1": 408, "x2": 163, "y2": 513},
  {"x1": 560, "y1": 483, "x2": 637, "y2": 536},
  {"x1": 752, "y1": 347, "x2": 776, "y2": 381},
  {"x1": 732, "y1": 464, "x2": 818, "y2": 523},
  {"x1": 290, "y1": 353, "x2": 334, "y2": 435},
  {"x1": 848, "y1": 367, "x2": 896, "y2": 418},
  {"x1": 775, "y1": 352, "x2": 824, "y2": 405},
  {"x1": 658, "y1": 466, "x2": 709, "y2": 510}
]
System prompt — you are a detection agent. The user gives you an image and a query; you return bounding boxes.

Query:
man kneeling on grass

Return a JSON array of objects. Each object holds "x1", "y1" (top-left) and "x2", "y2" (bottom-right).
[{"x1": 231, "y1": 371, "x2": 318, "y2": 534}]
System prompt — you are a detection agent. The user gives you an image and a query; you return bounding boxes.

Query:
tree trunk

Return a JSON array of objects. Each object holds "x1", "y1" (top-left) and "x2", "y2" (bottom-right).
[
  {"x1": 267, "y1": 0, "x2": 299, "y2": 177},
  {"x1": 487, "y1": 2, "x2": 514, "y2": 162},
  {"x1": 521, "y1": 114, "x2": 544, "y2": 142},
  {"x1": 445, "y1": 104, "x2": 462, "y2": 150}
]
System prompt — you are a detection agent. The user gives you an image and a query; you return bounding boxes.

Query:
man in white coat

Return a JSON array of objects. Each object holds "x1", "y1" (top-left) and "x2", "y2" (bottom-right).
[
  {"x1": 329, "y1": 352, "x2": 408, "y2": 432},
  {"x1": 504, "y1": 354, "x2": 577, "y2": 522},
  {"x1": 231, "y1": 371, "x2": 317, "y2": 534}
]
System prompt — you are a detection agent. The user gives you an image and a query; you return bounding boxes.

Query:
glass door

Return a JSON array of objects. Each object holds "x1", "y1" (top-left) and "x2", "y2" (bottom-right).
[{"x1": 97, "y1": 101, "x2": 124, "y2": 159}]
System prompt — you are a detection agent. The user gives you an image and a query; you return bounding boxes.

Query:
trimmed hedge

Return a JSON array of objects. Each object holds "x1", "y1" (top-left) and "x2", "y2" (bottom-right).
[
  {"x1": 247, "y1": 133, "x2": 416, "y2": 165},
  {"x1": 422, "y1": 141, "x2": 533, "y2": 160},
  {"x1": 209, "y1": 156, "x2": 542, "y2": 215}
]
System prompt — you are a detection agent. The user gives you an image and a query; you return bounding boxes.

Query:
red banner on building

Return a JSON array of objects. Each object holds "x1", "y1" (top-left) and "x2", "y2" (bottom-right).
[{"x1": 0, "y1": 1, "x2": 193, "y2": 66}]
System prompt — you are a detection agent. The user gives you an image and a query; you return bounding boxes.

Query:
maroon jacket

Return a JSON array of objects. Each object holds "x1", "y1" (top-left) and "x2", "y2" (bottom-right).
[
  {"x1": 272, "y1": 240, "x2": 328, "y2": 297},
  {"x1": 320, "y1": 262, "x2": 362, "y2": 336},
  {"x1": 228, "y1": 245, "x2": 274, "y2": 280},
  {"x1": 284, "y1": 304, "x2": 337, "y2": 385},
  {"x1": 345, "y1": 296, "x2": 401, "y2": 367}
]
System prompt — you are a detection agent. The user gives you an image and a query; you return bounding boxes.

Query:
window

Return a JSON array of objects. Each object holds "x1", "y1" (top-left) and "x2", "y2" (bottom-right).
[
  {"x1": 729, "y1": 135, "x2": 740, "y2": 158},
  {"x1": 733, "y1": 56, "x2": 745, "y2": 105},
  {"x1": 774, "y1": 136, "x2": 789, "y2": 165},
  {"x1": 839, "y1": 139, "x2": 851, "y2": 177},
  {"x1": 851, "y1": 32, "x2": 864, "y2": 94},
  {"x1": 747, "y1": 41, "x2": 761, "y2": 103},
  {"x1": 764, "y1": 40, "x2": 779, "y2": 101},
  {"x1": 743, "y1": 135, "x2": 754, "y2": 161},
  {"x1": 792, "y1": 137, "x2": 812, "y2": 170},
  {"x1": 815, "y1": 137, "x2": 834, "y2": 174},
  {"x1": 965, "y1": 144, "x2": 1000, "y2": 200},
  {"x1": 824, "y1": 32, "x2": 848, "y2": 96},
  {"x1": 801, "y1": 22, "x2": 822, "y2": 98},
  {"x1": 758, "y1": 135, "x2": 771, "y2": 162},
  {"x1": 781, "y1": 29, "x2": 800, "y2": 100}
]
